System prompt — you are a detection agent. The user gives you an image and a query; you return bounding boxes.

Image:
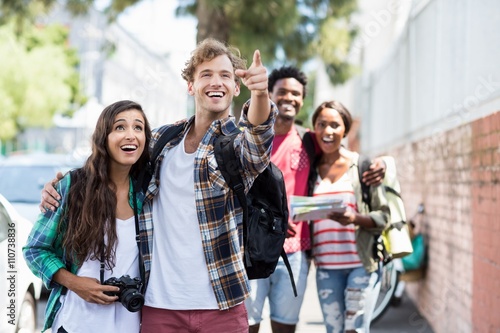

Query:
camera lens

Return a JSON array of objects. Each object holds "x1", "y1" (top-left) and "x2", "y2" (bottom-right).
[{"x1": 121, "y1": 289, "x2": 144, "y2": 312}]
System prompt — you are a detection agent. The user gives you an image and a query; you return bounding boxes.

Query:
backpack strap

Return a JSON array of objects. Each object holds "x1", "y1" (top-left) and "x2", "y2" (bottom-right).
[
  {"x1": 280, "y1": 250, "x2": 298, "y2": 297},
  {"x1": 151, "y1": 123, "x2": 185, "y2": 164},
  {"x1": 137, "y1": 123, "x2": 185, "y2": 194},
  {"x1": 213, "y1": 131, "x2": 251, "y2": 267},
  {"x1": 385, "y1": 186, "x2": 402, "y2": 198}
]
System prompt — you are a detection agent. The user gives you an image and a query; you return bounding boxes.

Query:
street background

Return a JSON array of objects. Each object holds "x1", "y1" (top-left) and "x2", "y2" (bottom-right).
[
  {"x1": 2, "y1": 1, "x2": 500, "y2": 332},
  {"x1": 257, "y1": 265, "x2": 434, "y2": 333}
]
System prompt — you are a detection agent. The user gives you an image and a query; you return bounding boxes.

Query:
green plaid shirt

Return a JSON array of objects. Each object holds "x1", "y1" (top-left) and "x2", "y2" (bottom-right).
[
  {"x1": 140, "y1": 101, "x2": 277, "y2": 310},
  {"x1": 22, "y1": 174, "x2": 142, "y2": 332}
]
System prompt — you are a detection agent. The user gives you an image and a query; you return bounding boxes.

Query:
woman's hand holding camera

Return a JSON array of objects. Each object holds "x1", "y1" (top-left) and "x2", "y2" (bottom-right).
[{"x1": 54, "y1": 269, "x2": 120, "y2": 305}]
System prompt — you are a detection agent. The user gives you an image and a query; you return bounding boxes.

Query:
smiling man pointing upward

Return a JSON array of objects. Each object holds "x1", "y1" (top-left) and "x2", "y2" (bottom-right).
[{"x1": 138, "y1": 39, "x2": 277, "y2": 333}]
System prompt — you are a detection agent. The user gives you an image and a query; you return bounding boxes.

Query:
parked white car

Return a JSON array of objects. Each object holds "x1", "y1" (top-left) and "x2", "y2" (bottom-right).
[
  {"x1": 0, "y1": 193, "x2": 43, "y2": 333},
  {"x1": 0, "y1": 152, "x2": 85, "y2": 223}
]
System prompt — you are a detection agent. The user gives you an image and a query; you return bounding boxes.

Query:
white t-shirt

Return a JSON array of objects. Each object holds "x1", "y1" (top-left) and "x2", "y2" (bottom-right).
[
  {"x1": 145, "y1": 131, "x2": 218, "y2": 309},
  {"x1": 53, "y1": 216, "x2": 141, "y2": 333}
]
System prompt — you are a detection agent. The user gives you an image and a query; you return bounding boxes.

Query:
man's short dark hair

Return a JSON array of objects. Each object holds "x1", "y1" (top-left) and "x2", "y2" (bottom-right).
[{"x1": 268, "y1": 66, "x2": 308, "y2": 98}]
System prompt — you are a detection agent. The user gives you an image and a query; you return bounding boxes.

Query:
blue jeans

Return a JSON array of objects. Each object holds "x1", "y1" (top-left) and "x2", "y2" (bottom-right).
[
  {"x1": 246, "y1": 250, "x2": 310, "y2": 325},
  {"x1": 316, "y1": 267, "x2": 379, "y2": 333}
]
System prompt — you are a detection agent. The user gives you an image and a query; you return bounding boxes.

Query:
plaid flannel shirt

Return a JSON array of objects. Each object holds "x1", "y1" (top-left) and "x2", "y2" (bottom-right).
[
  {"x1": 22, "y1": 174, "x2": 142, "y2": 332},
  {"x1": 140, "y1": 100, "x2": 277, "y2": 310}
]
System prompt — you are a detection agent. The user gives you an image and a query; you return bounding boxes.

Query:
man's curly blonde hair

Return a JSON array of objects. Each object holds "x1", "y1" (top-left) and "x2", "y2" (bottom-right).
[{"x1": 181, "y1": 38, "x2": 247, "y2": 84}]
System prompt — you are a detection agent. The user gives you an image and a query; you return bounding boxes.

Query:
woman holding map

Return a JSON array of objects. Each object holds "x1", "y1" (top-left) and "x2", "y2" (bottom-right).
[{"x1": 306, "y1": 100, "x2": 390, "y2": 333}]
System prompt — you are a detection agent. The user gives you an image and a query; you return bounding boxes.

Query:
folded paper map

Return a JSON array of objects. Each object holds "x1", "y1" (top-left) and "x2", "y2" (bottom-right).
[{"x1": 291, "y1": 195, "x2": 346, "y2": 222}]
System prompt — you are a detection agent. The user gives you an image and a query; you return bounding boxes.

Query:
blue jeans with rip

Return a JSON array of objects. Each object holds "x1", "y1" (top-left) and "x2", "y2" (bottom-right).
[{"x1": 316, "y1": 266, "x2": 379, "y2": 333}]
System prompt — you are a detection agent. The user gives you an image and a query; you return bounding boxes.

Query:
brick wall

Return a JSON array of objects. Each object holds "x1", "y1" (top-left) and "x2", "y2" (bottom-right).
[
  {"x1": 470, "y1": 112, "x2": 500, "y2": 333},
  {"x1": 380, "y1": 111, "x2": 500, "y2": 333}
]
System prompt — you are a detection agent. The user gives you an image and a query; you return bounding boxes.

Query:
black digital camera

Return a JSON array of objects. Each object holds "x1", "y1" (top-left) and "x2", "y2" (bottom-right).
[{"x1": 103, "y1": 275, "x2": 144, "y2": 312}]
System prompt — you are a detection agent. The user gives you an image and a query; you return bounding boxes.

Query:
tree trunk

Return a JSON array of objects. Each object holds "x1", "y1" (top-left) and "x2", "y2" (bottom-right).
[
  {"x1": 196, "y1": 0, "x2": 229, "y2": 43},
  {"x1": 196, "y1": 0, "x2": 244, "y2": 120}
]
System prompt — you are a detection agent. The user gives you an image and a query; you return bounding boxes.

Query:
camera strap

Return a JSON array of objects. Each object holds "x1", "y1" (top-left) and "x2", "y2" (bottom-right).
[
  {"x1": 100, "y1": 254, "x2": 105, "y2": 284},
  {"x1": 98, "y1": 183, "x2": 145, "y2": 287},
  {"x1": 132, "y1": 188, "x2": 146, "y2": 288}
]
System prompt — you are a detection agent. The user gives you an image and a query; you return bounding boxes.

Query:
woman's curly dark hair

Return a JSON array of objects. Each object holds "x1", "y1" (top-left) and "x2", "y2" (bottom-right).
[{"x1": 62, "y1": 100, "x2": 151, "y2": 269}]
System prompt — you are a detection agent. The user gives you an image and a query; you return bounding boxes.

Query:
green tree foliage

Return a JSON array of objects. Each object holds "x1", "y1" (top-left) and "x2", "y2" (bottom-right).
[
  {"x1": 1, "y1": 0, "x2": 357, "y2": 82},
  {"x1": 0, "y1": 22, "x2": 85, "y2": 141},
  {"x1": 0, "y1": 0, "x2": 92, "y2": 25},
  {"x1": 176, "y1": 0, "x2": 358, "y2": 117},
  {"x1": 176, "y1": 0, "x2": 358, "y2": 81},
  {"x1": 1, "y1": 0, "x2": 356, "y2": 119}
]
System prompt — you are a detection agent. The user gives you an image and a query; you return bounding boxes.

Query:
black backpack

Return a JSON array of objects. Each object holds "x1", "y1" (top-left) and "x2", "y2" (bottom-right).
[
  {"x1": 214, "y1": 131, "x2": 297, "y2": 297},
  {"x1": 140, "y1": 124, "x2": 297, "y2": 296}
]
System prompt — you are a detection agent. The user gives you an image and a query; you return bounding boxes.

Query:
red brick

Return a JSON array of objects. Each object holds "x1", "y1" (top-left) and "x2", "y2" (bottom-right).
[
  {"x1": 381, "y1": 112, "x2": 499, "y2": 332},
  {"x1": 490, "y1": 288, "x2": 500, "y2": 328},
  {"x1": 493, "y1": 111, "x2": 500, "y2": 131},
  {"x1": 481, "y1": 150, "x2": 492, "y2": 166},
  {"x1": 476, "y1": 118, "x2": 485, "y2": 135},
  {"x1": 486, "y1": 133, "x2": 496, "y2": 150},
  {"x1": 474, "y1": 256, "x2": 490, "y2": 275},
  {"x1": 475, "y1": 195, "x2": 489, "y2": 215},
  {"x1": 492, "y1": 233, "x2": 500, "y2": 261},
  {"x1": 497, "y1": 184, "x2": 500, "y2": 205},
  {"x1": 471, "y1": 153, "x2": 482, "y2": 169},
  {"x1": 495, "y1": 150, "x2": 500, "y2": 168},
  {"x1": 493, "y1": 272, "x2": 500, "y2": 299},
  {"x1": 483, "y1": 117, "x2": 492, "y2": 134},
  {"x1": 491, "y1": 131, "x2": 500, "y2": 147}
]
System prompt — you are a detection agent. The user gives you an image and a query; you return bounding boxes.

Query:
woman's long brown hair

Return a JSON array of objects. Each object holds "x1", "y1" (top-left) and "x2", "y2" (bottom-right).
[{"x1": 62, "y1": 100, "x2": 151, "y2": 269}]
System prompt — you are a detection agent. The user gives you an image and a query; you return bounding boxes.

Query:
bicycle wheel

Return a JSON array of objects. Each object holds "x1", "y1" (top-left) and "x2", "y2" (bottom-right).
[{"x1": 371, "y1": 261, "x2": 399, "y2": 323}]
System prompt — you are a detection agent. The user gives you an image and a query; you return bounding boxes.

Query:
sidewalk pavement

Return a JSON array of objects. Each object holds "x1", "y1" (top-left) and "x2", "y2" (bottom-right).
[{"x1": 258, "y1": 265, "x2": 434, "y2": 333}]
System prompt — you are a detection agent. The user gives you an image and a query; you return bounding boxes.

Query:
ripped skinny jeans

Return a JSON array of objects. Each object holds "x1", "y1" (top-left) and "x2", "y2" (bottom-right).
[{"x1": 315, "y1": 266, "x2": 379, "y2": 333}]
